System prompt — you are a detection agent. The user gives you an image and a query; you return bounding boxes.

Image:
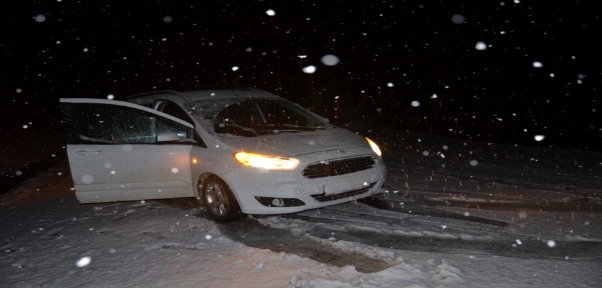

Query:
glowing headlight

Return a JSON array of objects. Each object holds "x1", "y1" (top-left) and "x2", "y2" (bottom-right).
[
  {"x1": 234, "y1": 152, "x2": 300, "y2": 170},
  {"x1": 365, "y1": 137, "x2": 382, "y2": 157}
]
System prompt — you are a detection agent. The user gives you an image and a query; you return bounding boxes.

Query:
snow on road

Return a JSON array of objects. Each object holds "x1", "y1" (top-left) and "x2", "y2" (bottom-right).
[{"x1": 1, "y1": 127, "x2": 601, "y2": 287}]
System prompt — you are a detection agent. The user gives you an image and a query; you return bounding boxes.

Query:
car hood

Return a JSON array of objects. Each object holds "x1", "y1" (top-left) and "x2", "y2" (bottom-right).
[{"x1": 217, "y1": 128, "x2": 369, "y2": 157}]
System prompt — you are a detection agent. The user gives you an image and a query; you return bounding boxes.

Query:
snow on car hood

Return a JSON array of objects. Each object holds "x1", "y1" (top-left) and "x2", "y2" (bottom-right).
[{"x1": 218, "y1": 128, "x2": 369, "y2": 157}]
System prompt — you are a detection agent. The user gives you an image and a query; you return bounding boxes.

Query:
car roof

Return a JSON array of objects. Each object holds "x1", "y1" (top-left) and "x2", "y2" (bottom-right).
[{"x1": 126, "y1": 88, "x2": 281, "y2": 105}]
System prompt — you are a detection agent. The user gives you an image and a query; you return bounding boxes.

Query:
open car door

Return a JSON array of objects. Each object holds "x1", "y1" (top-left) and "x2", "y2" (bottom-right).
[{"x1": 60, "y1": 98, "x2": 197, "y2": 203}]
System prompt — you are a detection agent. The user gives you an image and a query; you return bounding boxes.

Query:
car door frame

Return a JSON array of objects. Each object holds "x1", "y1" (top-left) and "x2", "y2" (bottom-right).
[{"x1": 60, "y1": 98, "x2": 200, "y2": 203}]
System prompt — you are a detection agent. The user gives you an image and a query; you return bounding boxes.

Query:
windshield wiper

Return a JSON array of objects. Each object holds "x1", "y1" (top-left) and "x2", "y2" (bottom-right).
[
  {"x1": 281, "y1": 124, "x2": 326, "y2": 131},
  {"x1": 215, "y1": 122, "x2": 259, "y2": 137}
]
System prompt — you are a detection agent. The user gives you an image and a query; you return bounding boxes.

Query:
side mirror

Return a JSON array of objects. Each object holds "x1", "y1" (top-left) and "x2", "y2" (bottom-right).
[{"x1": 157, "y1": 131, "x2": 180, "y2": 143}]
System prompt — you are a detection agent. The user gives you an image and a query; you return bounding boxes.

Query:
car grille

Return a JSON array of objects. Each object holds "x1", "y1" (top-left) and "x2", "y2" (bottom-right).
[
  {"x1": 302, "y1": 156, "x2": 376, "y2": 179},
  {"x1": 310, "y1": 182, "x2": 376, "y2": 202}
]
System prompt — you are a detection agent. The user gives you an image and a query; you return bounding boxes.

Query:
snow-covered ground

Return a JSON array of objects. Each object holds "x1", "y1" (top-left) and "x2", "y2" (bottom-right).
[{"x1": 1, "y1": 125, "x2": 601, "y2": 287}]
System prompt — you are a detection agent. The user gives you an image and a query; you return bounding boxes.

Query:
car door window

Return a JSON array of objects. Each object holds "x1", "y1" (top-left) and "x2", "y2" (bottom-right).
[
  {"x1": 61, "y1": 103, "x2": 193, "y2": 144},
  {"x1": 157, "y1": 101, "x2": 194, "y2": 124}
]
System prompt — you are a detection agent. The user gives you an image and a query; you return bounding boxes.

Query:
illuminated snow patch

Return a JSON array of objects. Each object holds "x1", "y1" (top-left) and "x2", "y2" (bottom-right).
[
  {"x1": 321, "y1": 54, "x2": 340, "y2": 66},
  {"x1": 302, "y1": 65, "x2": 316, "y2": 73},
  {"x1": 76, "y1": 256, "x2": 91, "y2": 267},
  {"x1": 475, "y1": 41, "x2": 487, "y2": 50},
  {"x1": 533, "y1": 61, "x2": 543, "y2": 68},
  {"x1": 534, "y1": 135, "x2": 545, "y2": 141},
  {"x1": 266, "y1": 9, "x2": 276, "y2": 16},
  {"x1": 81, "y1": 175, "x2": 94, "y2": 184},
  {"x1": 411, "y1": 101, "x2": 420, "y2": 107}
]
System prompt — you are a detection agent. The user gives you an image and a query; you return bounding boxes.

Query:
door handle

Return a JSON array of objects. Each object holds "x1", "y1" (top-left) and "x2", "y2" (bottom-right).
[{"x1": 75, "y1": 150, "x2": 105, "y2": 156}]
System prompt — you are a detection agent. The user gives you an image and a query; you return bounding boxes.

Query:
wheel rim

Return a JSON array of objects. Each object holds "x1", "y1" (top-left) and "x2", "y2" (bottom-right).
[{"x1": 205, "y1": 182, "x2": 229, "y2": 217}]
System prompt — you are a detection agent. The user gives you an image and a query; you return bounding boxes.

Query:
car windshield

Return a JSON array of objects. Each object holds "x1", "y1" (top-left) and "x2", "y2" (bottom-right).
[{"x1": 185, "y1": 98, "x2": 329, "y2": 137}]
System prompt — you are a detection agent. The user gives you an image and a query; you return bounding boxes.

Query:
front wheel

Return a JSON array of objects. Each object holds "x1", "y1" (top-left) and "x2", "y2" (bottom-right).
[{"x1": 201, "y1": 176, "x2": 246, "y2": 222}]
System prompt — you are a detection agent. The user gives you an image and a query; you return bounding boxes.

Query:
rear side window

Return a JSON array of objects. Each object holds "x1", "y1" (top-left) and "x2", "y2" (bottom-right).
[{"x1": 61, "y1": 103, "x2": 193, "y2": 144}]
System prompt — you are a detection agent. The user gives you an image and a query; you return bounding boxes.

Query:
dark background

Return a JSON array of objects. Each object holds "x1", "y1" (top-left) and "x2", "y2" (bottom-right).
[{"x1": 1, "y1": 0, "x2": 600, "y2": 150}]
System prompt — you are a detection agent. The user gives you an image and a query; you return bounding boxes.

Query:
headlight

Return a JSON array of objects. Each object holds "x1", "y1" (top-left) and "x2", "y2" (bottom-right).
[
  {"x1": 234, "y1": 152, "x2": 300, "y2": 170},
  {"x1": 365, "y1": 137, "x2": 382, "y2": 157}
]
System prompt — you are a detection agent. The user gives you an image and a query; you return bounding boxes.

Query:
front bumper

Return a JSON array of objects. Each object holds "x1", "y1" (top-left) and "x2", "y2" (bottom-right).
[{"x1": 224, "y1": 154, "x2": 387, "y2": 215}]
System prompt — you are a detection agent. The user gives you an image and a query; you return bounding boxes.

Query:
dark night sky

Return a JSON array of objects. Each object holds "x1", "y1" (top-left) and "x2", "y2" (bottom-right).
[{"x1": 1, "y1": 0, "x2": 600, "y2": 150}]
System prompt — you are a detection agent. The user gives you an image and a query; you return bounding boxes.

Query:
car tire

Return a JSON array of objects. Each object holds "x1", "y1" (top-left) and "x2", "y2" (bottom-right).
[{"x1": 201, "y1": 175, "x2": 246, "y2": 222}]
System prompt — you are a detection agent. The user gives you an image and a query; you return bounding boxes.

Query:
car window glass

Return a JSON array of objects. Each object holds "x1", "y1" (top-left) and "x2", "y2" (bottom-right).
[
  {"x1": 158, "y1": 101, "x2": 194, "y2": 124},
  {"x1": 61, "y1": 103, "x2": 193, "y2": 144},
  {"x1": 213, "y1": 99, "x2": 327, "y2": 137}
]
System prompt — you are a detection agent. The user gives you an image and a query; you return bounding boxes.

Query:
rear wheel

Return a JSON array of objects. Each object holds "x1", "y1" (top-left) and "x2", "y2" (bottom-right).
[{"x1": 201, "y1": 176, "x2": 245, "y2": 222}]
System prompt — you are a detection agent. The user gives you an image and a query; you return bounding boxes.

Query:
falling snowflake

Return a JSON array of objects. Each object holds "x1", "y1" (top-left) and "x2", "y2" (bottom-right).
[
  {"x1": 451, "y1": 14, "x2": 465, "y2": 24},
  {"x1": 475, "y1": 42, "x2": 487, "y2": 50},
  {"x1": 302, "y1": 65, "x2": 316, "y2": 74},
  {"x1": 76, "y1": 256, "x2": 92, "y2": 267},
  {"x1": 321, "y1": 54, "x2": 340, "y2": 66},
  {"x1": 34, "y1": 15, "x2": 46, "y2": 22}
]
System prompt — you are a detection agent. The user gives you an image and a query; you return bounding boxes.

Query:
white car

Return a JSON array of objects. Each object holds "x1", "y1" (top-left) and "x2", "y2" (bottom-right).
[{"x1": 60, "y1": 89, "x2": 386, "y2": 222}]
